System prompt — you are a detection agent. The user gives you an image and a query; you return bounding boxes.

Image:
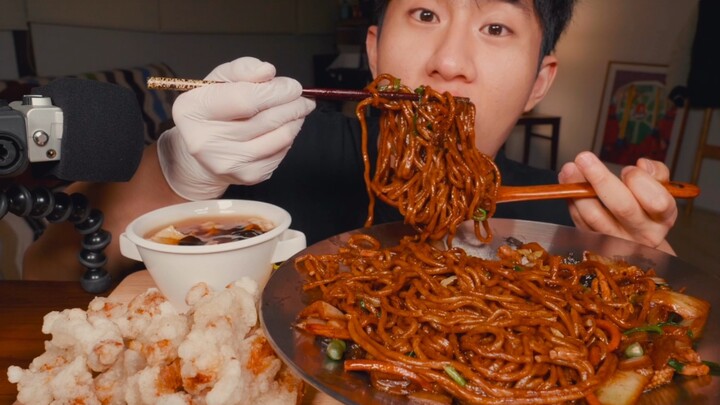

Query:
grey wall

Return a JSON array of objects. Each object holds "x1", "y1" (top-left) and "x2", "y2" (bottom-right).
[
  {"x1": 28, "y1": 24, "x2": 337, "y2": 86},
  {"x1": 0, "y1": 31, "x2": 19, "y2": 79}
]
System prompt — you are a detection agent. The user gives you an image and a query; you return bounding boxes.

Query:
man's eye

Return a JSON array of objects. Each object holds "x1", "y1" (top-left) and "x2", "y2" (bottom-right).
[
  {"x1": 482, "y1": 24, "x2": 511, "y2": 36},
  {"x1": 411, "y1": 9, "x2": 438, "y2": 23}
]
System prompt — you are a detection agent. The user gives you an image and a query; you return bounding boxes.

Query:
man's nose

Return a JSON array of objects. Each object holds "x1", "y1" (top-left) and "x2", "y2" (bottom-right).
[{"x1": 425, "y1": 26, "x2": 476, "y2": 82}]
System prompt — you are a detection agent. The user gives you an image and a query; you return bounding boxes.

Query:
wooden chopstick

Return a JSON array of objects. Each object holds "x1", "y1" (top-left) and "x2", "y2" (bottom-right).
[
  {"x1": 146, "y1": 76, "x2": 469, "y2": 102},
  {"x1": 301, "y1": 87, "x2": 422, "y2": 101}
]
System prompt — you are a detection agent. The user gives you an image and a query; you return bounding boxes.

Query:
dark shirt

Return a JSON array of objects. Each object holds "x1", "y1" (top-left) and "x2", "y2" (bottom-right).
[{"x1": 223, "y1": 107, "x2": 573, "y2": 245}]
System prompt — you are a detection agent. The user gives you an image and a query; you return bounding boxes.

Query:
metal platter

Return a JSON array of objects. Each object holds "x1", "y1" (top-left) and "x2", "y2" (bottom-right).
[{"x1": 260, "y1": 219, "x2": 720, "y2": 404}]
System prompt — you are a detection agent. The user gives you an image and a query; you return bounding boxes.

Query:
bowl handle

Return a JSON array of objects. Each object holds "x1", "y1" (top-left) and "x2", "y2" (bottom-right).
[
  {"x1": 272, "y1": 229, "x2": 306, "y2": 263},
  {"x1": 119, "y1": 233, "x2": 143, "y2": 261}
]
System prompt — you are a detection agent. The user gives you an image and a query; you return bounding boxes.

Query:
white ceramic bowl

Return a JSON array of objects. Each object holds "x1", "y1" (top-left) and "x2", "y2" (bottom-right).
[{"x1": 119, "y1": 199, "x2": 306, "y2": 311}]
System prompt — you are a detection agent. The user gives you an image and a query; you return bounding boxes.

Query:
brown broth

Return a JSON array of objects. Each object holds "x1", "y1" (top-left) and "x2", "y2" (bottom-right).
[{"x1": 145, "y1": 215, "x2": 272, "y2": 246}]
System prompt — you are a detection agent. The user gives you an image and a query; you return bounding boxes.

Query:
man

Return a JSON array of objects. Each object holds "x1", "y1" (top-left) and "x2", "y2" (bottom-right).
[{"x1": 24, "y1": 0, "x2": 677, "y2": 281}]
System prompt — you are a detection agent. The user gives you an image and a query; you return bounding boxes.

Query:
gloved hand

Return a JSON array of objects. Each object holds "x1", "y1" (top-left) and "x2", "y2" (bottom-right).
[{"x1": 157, "y1": 57, "x2": 316, "y2": 200}]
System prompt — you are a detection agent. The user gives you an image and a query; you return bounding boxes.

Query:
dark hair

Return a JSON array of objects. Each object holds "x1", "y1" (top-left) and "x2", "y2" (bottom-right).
[{"x1": 372, "y1": 0, "x2": 577, "y2": 57}]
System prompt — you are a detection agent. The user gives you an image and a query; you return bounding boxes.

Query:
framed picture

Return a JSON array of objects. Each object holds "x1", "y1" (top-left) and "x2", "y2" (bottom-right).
[{"x1": 592, "y1": 62, "x2": 678, "y2": 167}]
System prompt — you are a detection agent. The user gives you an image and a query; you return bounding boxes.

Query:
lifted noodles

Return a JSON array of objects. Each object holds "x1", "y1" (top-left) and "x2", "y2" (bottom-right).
[{"x1": 358, "y1": 74, "x2": 501, "y2": 245}]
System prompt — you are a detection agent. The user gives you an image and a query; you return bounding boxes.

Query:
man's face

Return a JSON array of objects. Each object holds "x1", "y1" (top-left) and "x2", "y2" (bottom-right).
[{"x1": 366, "y1": 0, "x2": 558, "y2": 156}]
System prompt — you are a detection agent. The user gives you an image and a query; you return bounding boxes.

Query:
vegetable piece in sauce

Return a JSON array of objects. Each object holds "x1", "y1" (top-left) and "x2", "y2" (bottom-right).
[{"x1": 146, "y1": 217, "x2": 270, "y2": 246}]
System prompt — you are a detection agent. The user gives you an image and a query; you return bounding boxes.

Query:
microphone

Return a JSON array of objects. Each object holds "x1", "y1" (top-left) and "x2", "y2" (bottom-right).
[
  {"x1": 0, "y1": 78, "x2": 147, "y2": 293},
  {"x1": 1, "y1": 77, "x2": 145, "y2": 182}
]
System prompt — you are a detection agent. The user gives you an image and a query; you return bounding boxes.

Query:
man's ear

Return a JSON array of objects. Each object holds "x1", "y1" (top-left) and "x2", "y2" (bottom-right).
[
  {"x1": 523, "y1": 55, "x2": 558, "y2": 112},
  {"x1": 366, "y1": 25, "x2": 379, "y2": 77}
]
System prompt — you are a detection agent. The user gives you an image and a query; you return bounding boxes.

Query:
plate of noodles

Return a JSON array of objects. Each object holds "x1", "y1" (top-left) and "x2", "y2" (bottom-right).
[{"x1": 260, "y1": 219, "x2": 720, "y2": 405}]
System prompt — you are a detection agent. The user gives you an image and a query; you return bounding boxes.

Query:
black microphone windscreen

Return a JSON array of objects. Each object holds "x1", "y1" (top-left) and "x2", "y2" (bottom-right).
[{"x1": 30, "y1": 78, "x2": 145, "y2": 182}]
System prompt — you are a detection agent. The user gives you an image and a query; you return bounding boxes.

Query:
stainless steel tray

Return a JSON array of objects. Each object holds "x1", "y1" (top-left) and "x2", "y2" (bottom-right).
[{"x1": 261, "y1": 219, "x2": 720, "y2": 404}]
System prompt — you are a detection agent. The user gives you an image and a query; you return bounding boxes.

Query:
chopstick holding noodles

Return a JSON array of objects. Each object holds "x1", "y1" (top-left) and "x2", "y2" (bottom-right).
[{"x1": 146, "y1": 76, "x2": 469, "y2": 102}]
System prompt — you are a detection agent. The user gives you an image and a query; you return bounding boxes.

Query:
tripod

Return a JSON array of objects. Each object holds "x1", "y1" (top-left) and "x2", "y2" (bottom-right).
[{"x1": 0, "y1": 184, "x2": 111, "y2": 293}]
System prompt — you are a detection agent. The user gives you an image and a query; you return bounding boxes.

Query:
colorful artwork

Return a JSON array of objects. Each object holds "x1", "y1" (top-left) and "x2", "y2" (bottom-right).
[{"x1": 593, "y1": 63, "x2": 677, "y2": 166}]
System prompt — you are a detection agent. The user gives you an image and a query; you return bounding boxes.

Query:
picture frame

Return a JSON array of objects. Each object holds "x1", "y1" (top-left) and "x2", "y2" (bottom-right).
[{"x1": 592, "y1": 62, "x2": 678, "y2": 168}]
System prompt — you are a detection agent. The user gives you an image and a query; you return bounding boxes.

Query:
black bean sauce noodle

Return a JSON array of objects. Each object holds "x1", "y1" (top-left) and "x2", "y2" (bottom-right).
[
  {"x1": 293, "y1": 75, "x2": 712, "y2": 405},
  {"x1": 357, "y1": 74, "x2": 501, "y2": 245}
]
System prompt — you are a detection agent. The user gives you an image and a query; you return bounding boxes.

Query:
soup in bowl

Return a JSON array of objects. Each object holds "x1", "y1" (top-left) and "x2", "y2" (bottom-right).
[
  {"x1": 145, "y1": 215, "x2": 271, "y2": 246},
  {"x1": 120, "y1": 199, "x2": 306, "y2": 311}
]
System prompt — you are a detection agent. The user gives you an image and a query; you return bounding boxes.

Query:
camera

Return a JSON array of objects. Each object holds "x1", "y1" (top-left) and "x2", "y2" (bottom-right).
[{"x1": 0, "y1": 95, "x2": 63, "y2": 177}]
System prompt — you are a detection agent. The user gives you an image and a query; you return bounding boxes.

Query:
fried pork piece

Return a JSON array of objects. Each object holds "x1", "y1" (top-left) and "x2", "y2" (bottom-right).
[
  {"x1": 240, "y1": 331, "x2": 302, "y2": 405},
  {"x1": 8, "y1": 355, "x2": 99, "y2": 405},
  {"x1": 8, "y1": 280, "x2": 302, "y2": 405},
  {"x1": 125, "y1": 359, "x2": 193, "y2": 405},
  {"x1": 92, "y1": 288, "x2": 190, "y2": 367},
  {"x1": 94, "y1": 349, "x2": 147, "y2": 405},
  {"x1": 177, "y1": 278, "x2": 302, "y2": 405},
  {"x1": 43, "y1": 307, "x2": 125, "y2": 372},
  {"x1": 8, "y1": 304, "x2": 126, "y2": 405}
]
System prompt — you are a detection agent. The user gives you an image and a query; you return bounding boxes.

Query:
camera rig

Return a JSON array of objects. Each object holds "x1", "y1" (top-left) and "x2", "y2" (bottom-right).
[{"x1": 1, "y1": 96, "x2": 112, "y2": 292}]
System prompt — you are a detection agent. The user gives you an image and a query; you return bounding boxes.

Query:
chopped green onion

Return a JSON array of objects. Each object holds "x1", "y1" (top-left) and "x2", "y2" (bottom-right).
[
  {"x1": 668, "y1": 358, "x2": 685, "y2": 372},
  {"x1": 472, "y1": 208, "x2": 487, "y2": 222},
  {"x1": 326, "y1": 339, "x2": 347, "y2": 361},
  {"x1": 624, "y1": 342, "x2": 644, "y2": 358},
  {"x1": 624, "y1": 320, "x2": 686, "y2": 336},
  {"x1": 392, "y1": 78, "x2": 401, "y2": 90},
  {"x1": 406, "y1": 351, "x2": 416, "y2": 358},
  {"x1": 414, "y1": 86, "x2": 425, "y2": 103},
  {"x1": 513, "y1": 265, "x2": 523, "y2": 272},
  {"x1": 623, "y1": 324, "x2": 664, "y2": 335},
  {"x1": 359, "y1": 298, "x2": 381, "y2": 317},
  {"x1": 654, "y1": 313, "x2": 683, "y2": 329},
  {"x1": 703, "y1": 360, "x2": 720, "y2": 376},
  {"x1": 443, "y1": 365, "x2": 467, "y2": 387}
]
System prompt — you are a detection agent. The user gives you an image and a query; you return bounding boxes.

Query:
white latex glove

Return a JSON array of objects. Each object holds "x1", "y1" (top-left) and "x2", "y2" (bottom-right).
[{"x1": 157, "y1": 57, "x2": 316, "y2": 200}]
